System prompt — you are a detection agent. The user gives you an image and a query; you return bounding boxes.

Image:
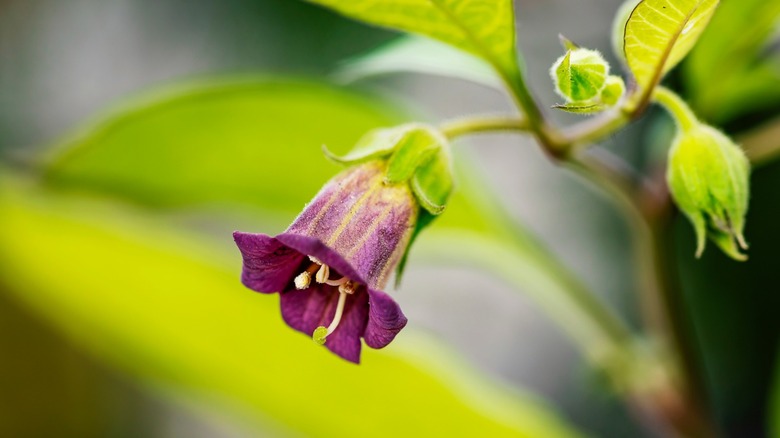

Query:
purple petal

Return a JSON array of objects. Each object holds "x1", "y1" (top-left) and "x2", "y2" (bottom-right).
[
  {"x1": 364, "y1": 288, "x2": 407, "y2": 349},
  {"x1": 276, "y1": 233, "x2": 366, "y2": 285},
  {"x1": 233, "y1": 231, "x2": 303, "y2": 293},
  {"x1": 279, "y1": 284, "x2": 369, "y2": 364},
  {"x1": 324, "y1": 290, "x2": 368, "y2": 364},
  {"x1": 279, "y1": 285, "x2": 335, "y2": 335}
]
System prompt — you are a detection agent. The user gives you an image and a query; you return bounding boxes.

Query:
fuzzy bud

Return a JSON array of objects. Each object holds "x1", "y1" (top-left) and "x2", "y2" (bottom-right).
[{"x1": 667, "y1": 125, "x2": 750, "y2": 260}]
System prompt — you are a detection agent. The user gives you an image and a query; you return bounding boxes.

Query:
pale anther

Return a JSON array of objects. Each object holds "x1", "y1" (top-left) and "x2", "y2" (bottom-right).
[
  {"x1": 315, "y1": 264, "x2": 330, "y2": 284},
  {"x1": 294, "y1": 271, "x2": 311, "y2": 290}
]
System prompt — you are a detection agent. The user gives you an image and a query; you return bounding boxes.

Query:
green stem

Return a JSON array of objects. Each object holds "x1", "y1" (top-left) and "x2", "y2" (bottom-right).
[
  {"x1": 572, "y1": 156, "x2": 718, "y2": 438},
  {"x1": 500, "y1": 69, "x2": 565, "y2": 152},
  {"x1": 653, "y1": 86, "x2": 699, "y2": 132},
  {"x1": 439, "y1": 115, "x2": 530, "y2": 140}
]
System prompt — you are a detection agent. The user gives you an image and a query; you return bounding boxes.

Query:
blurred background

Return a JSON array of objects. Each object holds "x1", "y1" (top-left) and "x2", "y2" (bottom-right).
[{"x1": 1, "y1": 0, "x2": 778, "y2": 437}]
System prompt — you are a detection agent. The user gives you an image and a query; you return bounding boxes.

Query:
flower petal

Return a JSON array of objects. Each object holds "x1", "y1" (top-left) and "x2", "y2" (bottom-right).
[
  {"x1": 364, "y1": 288, "x2": 407, "y2": 349},
  {"x1": 279, "y1": 285, "x2": 334, "y2": 335},
  {"x1": 276, "y1": 233, "x2": 366, "y2": 285},
  {"x1": 279, "y1": 285, "x2": 368, "y2": 364},
  {"x1": 233, "y1": 232, "x2": 303, "y2": 293},
  {"x1": 324, "y1": 290, "x2": 368, "y2": 364}
]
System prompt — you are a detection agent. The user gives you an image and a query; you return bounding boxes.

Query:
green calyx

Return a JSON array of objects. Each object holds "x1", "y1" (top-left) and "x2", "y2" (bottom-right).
[
  {"x1": 666, "y1": 124, "x2": 751, "y2": 261},
  {"x1": 551, "y1": 48, "x2": 609, "y2": 103},
  {"x1": 549, "y1": 40, "x2": 623, "y2": 115},
  {"x1": 323, "y1": 123, "x2": 454, "y2": 216}
]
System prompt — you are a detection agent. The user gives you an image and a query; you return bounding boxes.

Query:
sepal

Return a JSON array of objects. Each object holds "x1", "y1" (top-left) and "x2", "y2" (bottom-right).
[{"x1": 550, "y1": 48, "x2": 609, "y2": 103}]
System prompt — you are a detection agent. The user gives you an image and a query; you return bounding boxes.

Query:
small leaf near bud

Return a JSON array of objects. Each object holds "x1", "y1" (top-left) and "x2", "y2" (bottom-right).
[
  {"x1": 667, "y1": 124, "x2": 751, "y2": 261},
  {"x1": 551, "y1": 48, "x2": 610, "y2": 103},
  {"x1": 558, "y1": 34, "x2": 580, "y2": 51}
]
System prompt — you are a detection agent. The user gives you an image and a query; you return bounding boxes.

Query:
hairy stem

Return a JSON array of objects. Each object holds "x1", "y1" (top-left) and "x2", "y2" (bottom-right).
[
  {"x1": 653, "y1": 87, "x2": 699, "y2": 132},
  {"x1": 439, "y1": 114, "x2": 531, "y2": 140}
]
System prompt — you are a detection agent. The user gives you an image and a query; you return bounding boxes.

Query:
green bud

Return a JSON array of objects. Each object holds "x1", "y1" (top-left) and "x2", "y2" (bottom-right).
[
  {"x1": 667, "y1": 124, "x2": 750, "y2": 260},
  {"x1": 550, "y1": 48, "x2": 610, "y2": 103},
  {"x1": 600, "y1": 75, "x2": 626, "y2": 106}
]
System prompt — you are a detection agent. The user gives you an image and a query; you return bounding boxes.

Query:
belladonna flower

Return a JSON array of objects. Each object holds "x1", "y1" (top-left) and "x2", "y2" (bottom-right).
[{"x1": 234, "y1": 161, "x2": 418, "y2": 363}]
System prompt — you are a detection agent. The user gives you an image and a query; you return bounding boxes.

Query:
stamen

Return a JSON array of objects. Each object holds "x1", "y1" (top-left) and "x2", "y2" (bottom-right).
[
  {"x1": 338, "y1": 280, "x2": 356, "y2": 295},
  {"x1": 294, "y1": 263, "x2": 320, "y2": 290},
  {"x1": 315, "y1": 264, "x2": 330, "y2": 284},
  {"x1": 324, "y1": 276, "x2": 348, "y2": 287},
  {"x1": 312, "y1": 280, "x2": 357, "y2": 345},
  {"x1": 294, "y1": 272, "x2": 311, "y2": 290},
  {"x1": 308, "y1": 255, "x2": 322, "y2": 265}
]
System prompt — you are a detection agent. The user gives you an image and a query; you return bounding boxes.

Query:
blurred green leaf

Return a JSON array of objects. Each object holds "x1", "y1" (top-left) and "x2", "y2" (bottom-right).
[
  {"x1": 624, "y1": 0, "x2": 719, "y2": 92},
  {"x1": 684, "y1": 0, "x2": 780, "y2": 123},
  {"x1": 336, "y1": 36, "x2": 503, "y2": 89},
  {"x1": 305, "y1": 0, "x2": 522, "y2": 82},
  {"x1": 0, "y1": 183, "x2": 584, "y2": 438},
  {"x1": 44, "y1": 77, "x2": 403, "y2": 214}
]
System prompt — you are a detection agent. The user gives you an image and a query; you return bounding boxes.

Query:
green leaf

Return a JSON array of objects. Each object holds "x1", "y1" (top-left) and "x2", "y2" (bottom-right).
[
  {"x1": 323, "y1": 126, "x2": 411, "y2": 165},
  {"x1": 0, "y1": 182, "x2": 585, "y2": 438},
  {"x1": 306, "y1": 0, "x2": 522, "y2": 81},
  {"x1": 43, "y1": 77, "x2": 404, "y2": 214},
  {"x1": 384, "y1": 127, "x2": 442, "y2": 184},
  {"x1": 411, "y1": 146, "x2": 454, "y2": 215},
  {"x1": 683, "y1": 0, "x2": 780, "y2": 123},
  {"x1": 611, "y1": 0, "x2": 641, "y2": 65},
  {"x1": 624, "y1": 0, "x2": 719, "y2": 91},
  {"x1": 552, "y1": 102, "x2": 607, "y2": 114},
  {"x1": 336, "y1": 36, "x2": 504, "y2": 89}
]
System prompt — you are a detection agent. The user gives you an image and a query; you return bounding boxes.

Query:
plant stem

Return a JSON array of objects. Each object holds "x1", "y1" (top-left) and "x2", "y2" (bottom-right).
[
  {"x1": 439, "y1": 114, "x2": 531, "y2": 140},
  {"x1": 653, "y1": 87, "x2": 699, "y2": 132},
  {"x1": 572, "y1": 156, "x2": 718, "y2": 438},
  {"x1": 501, "y1": 70, "x2": 566, "y2": 152}
]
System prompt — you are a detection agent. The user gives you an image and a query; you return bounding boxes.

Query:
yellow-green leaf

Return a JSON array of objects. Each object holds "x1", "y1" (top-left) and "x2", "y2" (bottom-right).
[
  {"x1": 306, "y1": 0, "x2": 521, "y2": 80},
  {"x1": 0, "y1": 181, "x2": 584, "y2": 438},
  {"x1": 337, "y1": 36, "x2": 504, "y2": 89},
  {"x1": 624, "y1": 0, "x2": 719, "y2": 91}
]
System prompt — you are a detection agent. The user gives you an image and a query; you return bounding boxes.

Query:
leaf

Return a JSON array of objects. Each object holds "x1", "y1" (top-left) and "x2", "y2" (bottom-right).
[
  {"x1": 306, "y1": 0, "x2": 522, "y2": 80},
  {"x1": 384, "y1": 127, "x2": 441, "y2": 184},
  {"x1": 411, "y1": 146, "x2": 454, "y2": 215},
  {"x1": 336, "y1": 36, "x2": 504, "y2": 89},
  {"x1": 323, "y1": 126, "x2": 411, "y2": 165},
  {"x1": 44, "y1": 77, "x2": 405, "y2": 214},
  {"x1": 553, "y1": 102, "x2": 607, "y2": 114},
  {"x1": 683, "y1": 0, "x2": 780, "y2": 123},
  {"x1": 624, "y1": 0, "x2": 719, "y2": 91},
  {"x1": 0, "y1": 182, "x2": 585, "y2": 438}
]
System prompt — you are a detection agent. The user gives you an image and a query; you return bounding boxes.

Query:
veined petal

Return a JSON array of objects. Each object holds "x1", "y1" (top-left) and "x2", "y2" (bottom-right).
[
  {"x1": 284, "y1": 161, "x2": 417, "y2": 290},
  {"x1": 364, "y1": 288, "x2": 407, "y2": 349},
  {"x1": 276, "y1": 233, "x2": 365, "y2": 286},
  {"x1": 323, "y1": 290, "x2": 368, "y2": 364},
  {"x1": 233, "y1": 232, "x2": 303, "y2": 293},
  {"x1": 280, "y1": 284, "x2": 368, "y2": 364}
]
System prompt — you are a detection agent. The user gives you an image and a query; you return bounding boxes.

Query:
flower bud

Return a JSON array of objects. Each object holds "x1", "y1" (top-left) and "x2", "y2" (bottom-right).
[
  {"x1": 667, "y1": 125, "x2": 750, "y2": 260},
  {"x1": 550, "y1": 48, "x2": 610, "y2": 103}
]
